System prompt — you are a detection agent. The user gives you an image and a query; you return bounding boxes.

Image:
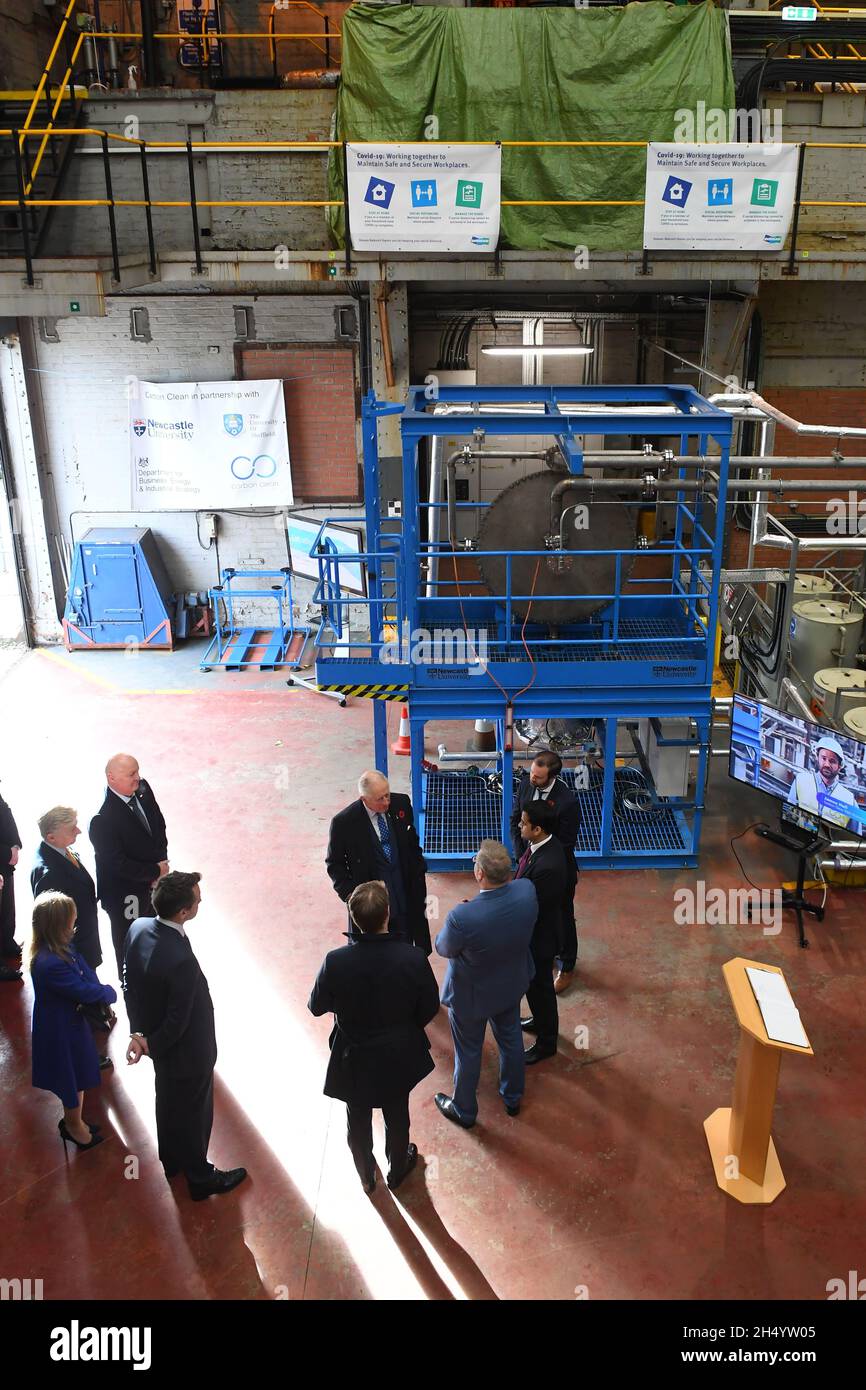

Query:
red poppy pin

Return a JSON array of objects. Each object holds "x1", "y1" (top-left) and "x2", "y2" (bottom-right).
[{"x1": 398, "y1": 809, "x2": 406, "y2": 820}]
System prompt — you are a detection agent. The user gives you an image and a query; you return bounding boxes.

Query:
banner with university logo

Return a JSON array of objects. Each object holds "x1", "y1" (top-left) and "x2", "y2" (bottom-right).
[
  {"x1": 643, "y1": 143, "x2": 799, "y2": 251},
  {"x1": 346, "y1": 142, "x2": 501, "y2": 253},
  {"x1": 129, "y1": 379, "x2": 292, "y2": 509}
]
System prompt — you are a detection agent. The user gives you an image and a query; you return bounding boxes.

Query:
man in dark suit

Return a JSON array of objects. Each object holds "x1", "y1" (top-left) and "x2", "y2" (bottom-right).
[
  {"x1": 308, "y1": 880, "x2": 440, "y2": 1194},
  {"x1": 32, "y1": 805, "x2": 113, "y2": 1068},
  {"x1": 510, "y1": 749, "x2": 580, "y2": 993},
  {"x1": 0, "y1": 783, "x2": 23, "y2": 980},
  {"x1": 123, "y1": 871, "x2": 247, "y2": 1201},
  {"x1": 516, "y1": 800, "x2": 567, "y2": 1064},
  {"x1": 89, "y1": 753, "x2": 169, "y2": 977},
  {"x1": 326, "y1": 771, "x2": 430, "y2": 953},
  {"x1": 434, "y1": 840, "x2": 537, "y2": 1128}
]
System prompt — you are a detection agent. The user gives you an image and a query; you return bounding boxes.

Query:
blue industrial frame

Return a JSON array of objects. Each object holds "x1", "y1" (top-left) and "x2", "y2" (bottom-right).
[
  {"x1": 201, "y1": 567, "x2": 310, "y2": 672},
  {"x1": 312, "y1": 385, "x2": 732, "y2": 870}
]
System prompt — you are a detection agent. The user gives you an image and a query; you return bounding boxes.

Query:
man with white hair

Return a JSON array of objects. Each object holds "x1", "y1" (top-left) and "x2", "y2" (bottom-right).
[
  {"x1": 90, "y1": 754, "x2": 169, "y2": 975},
  {"x1": 326, "y1": 771, "x2": 430, "y2": 954},
  {"x1": 786, "y1": 734, "x2": 863, "y2": 832}
]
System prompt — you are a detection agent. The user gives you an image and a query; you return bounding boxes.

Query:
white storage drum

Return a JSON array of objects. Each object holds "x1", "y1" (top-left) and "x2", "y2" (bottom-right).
[
  {"x1": 789, "y1": 599, "x2": 864, "y2": 686},
  {"x1": 811, "y1": 667, "x2": 866, "y2": 725},
  {"x1": 794, "y1": 573, "x2": 834, "y2": 598},
  {"x1": 842, "y1": 706, "x2": 866, "y2": 743}
]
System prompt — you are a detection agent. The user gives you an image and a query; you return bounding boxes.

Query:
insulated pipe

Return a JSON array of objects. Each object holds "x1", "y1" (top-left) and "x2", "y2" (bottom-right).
[
  {"x1": 781, "y1": 677, "x2": 815, "y2": 721},
  {"x1": 819, "y1": 858, "x2": 866, "y2": 871},
  {"x1": 426, "y1": 435, "x2": 443, "y2": 598},
  {"x1": 709, "y1": 390, "x2": 866, "y2": 440}
]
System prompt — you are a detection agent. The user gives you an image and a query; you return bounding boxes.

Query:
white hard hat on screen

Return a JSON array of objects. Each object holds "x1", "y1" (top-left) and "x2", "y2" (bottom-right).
[{"x1": 815, "y1": 735, "x2": 846, "y2": 761}]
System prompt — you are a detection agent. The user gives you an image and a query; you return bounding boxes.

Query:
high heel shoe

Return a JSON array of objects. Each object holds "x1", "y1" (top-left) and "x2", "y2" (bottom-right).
[{"x1": 58, "y1": 1119, "x2": 104, "y2": 1154}]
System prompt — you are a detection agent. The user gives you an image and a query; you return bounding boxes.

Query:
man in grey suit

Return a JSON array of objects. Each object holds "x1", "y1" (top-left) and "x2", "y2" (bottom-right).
[{"x1": 434, "y1": 840, "x2": 538, "y2": 1128}]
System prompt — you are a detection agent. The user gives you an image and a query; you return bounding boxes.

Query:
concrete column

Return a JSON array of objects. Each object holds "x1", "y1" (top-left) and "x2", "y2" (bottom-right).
[{"x1": 369, "y1": 281, "x2": 409, "y2": 456}]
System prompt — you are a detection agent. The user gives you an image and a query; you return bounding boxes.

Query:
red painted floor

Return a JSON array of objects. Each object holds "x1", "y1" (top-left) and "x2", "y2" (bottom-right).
[{"x1": 1, "y1": 646, "x2": 864, "y2": 1300}]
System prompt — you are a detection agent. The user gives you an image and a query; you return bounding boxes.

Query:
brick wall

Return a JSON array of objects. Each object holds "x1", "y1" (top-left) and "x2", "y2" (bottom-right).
[
  {"x1": 24, "y1": 294, "x2": 361, "y2": 620},
  {"x1": 239, "y1": 343, "x2": 360, "y2": 500},
  {"x1": 726, "y1": 282, "x2": 866, "y2": 570}
]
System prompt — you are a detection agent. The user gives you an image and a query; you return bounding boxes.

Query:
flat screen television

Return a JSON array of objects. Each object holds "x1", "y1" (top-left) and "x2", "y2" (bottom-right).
[{"x1": 729, "y1": 693, "x2": 866, "y2": 837}]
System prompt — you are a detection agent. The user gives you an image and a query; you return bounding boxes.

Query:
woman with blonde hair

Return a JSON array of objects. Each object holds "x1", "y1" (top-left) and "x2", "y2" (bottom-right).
[{"x1": 30, "y1": 891, "x2": 117, "y2": 1152}]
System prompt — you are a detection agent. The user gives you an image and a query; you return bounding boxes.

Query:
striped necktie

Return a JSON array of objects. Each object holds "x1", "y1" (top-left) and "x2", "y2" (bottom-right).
[{"x1": 66, "y1": 849, "x2": 81, "y2": 869}]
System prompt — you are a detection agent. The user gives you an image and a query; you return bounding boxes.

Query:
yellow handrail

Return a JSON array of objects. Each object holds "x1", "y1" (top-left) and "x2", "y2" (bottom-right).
[
  {"x1": 270, "y1": 2, "x2": 330, "y2": 66},
  {"x1": 26, "y1": 31, "x2": 85, "y2": 192},
  {"x1": 19, "y1": 0, "x2": 78, "y2": 149}
]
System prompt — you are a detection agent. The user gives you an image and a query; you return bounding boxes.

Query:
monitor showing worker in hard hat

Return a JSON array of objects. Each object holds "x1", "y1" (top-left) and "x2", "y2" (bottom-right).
[{"x1": 729, "y1": 693, "x2": 866, "y2": 835}]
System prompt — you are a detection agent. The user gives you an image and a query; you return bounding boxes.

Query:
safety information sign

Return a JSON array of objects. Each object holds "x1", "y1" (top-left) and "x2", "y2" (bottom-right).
[
  {"x1": 346, "y1": 143, "x2": 501, "y2": 252},
  {"x1": 643, "y1": 143, "x2": 799, "y2": 251},
  {"x1": 129, "y1": 378, "x2": 292, "y2": 510}
]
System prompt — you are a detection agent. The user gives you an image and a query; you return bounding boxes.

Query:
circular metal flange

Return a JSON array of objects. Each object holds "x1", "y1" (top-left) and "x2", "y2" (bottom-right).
[{"x1": 477, "y1": 470, "x2": 637, "y2": 624}]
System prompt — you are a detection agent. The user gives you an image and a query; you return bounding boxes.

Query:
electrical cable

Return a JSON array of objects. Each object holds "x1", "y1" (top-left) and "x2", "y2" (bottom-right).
[{"x1": 730, "y1": 822, "x2": 781, "y2": 894}]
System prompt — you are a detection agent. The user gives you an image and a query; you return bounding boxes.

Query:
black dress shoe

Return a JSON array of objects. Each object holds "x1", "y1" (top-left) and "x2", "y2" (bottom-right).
[
  {"x1": 434, "y1": 1093, "x2": 475, "y2": 1129},
  {"x1": 504, "y1": 1103, "x2": 521, "y2": 1117},
  {"x1": 0, "y1": 965, "x2": 22, "y2": 982},
  {"x1": 520, "y1": 1017, "x2": 537, "y2": 1034},
  {"x1": 188, "y1": 1166, "x2": 248, "y2": 1201},
  {"x1": 163, "y1": 1164, "x2": 179, "y2": 1180},
  {"x1": 387, "y1": 1143, "x2": 418, "y2": 1191},
  {"x1": 361, "y1": 1172, "x2": 376, "y2": 1195},
  {"x1": 98, "y1": 1056, "x2": 113, "y2": 1071},
  {"x1": 524, "y1": 1043, "x2": 556, "y2": 1065}
]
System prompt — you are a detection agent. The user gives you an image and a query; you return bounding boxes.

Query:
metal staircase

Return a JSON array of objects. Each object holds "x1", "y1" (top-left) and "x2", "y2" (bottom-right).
[{"x1": 0, "y1": 88, "x2": 85, "y2": 259}]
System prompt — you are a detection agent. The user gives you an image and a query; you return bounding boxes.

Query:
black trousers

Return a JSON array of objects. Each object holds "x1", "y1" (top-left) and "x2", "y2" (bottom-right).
[
  {"x1": 0, "y1": 864, "x2": 17, "y2": 954},
  {"x1": 106, "y1": 889, "x2": 154, "y2": 978},
  {"x1": 345, "y1": 1094, "x2": 411, "y2": 1186},
  {"x1": 557, "y1": 866, "x2": 579, "y2": 971},
  {"x1": 526, "y1": 949, "x2": 558, "y2": 1051},
  {"x1": 154, "y1": 1065, "x2": 214, "y2": 1184}
]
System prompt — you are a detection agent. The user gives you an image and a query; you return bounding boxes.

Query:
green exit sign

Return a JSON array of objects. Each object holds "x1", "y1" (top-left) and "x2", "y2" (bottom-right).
[
  {"x1": 782, "y1": 6, "x2": 817, "y2": 19},
  {"x1": 69, "y1": 300, "x2": 80, "y2": 312}
]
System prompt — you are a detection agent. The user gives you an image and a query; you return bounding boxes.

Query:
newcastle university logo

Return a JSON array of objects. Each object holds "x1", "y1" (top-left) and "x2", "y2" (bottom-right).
[
  {"x1": 224, "y1": 413, "x2": 244, "y2": 437},
  {"x1": 132, "y1": 420, "x2": 146, "y2": 437}
]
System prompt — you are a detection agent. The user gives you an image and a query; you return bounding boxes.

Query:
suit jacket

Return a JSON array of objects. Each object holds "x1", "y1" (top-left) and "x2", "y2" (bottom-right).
[
  {"x1": 325, "y1": 794, "x2": 430, "y2": 953},
  {"x1": 519, "y1": 837, "x2": 567, "y2": 958},
  {"x1": 510, "y1": 773, "x2": 579, "y2": 875},
  {"x1": 89, "y1": 781, "x2": 168, "y2": 915},
  {"x1": 308, "y1": 934, "x2": 440, "y2": 1107},
  {"x1": 436, "y1": 879, "x2": 537, "y2": 1020},
  {"x1": 0, "y1": 789, "x2": 22, "y2": 871},
  {"x1": 31, "y1": 947, "x2": 117, "y2": 1107},
  {"x1": 31, "y1": 842, "x2": 102, "y2": 971},
  {"x1": 122, "y1": 917, "x2": 217, "y2": 1081}
]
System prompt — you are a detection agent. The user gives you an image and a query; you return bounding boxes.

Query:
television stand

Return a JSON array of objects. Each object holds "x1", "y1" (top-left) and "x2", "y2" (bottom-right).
[{"x1": 750, "y1": 825, "x2": 829, "y2": 949}]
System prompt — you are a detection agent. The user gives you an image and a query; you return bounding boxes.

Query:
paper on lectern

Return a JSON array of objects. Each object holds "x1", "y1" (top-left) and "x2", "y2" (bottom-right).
[{"x1": 746, "y1": 967, "x2": 809, "y2": 1049}]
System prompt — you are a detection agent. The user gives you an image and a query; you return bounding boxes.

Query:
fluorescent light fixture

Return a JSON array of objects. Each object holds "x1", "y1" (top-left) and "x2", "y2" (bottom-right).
[{"x1": 481, "y1": 345, "x2": 594, "y2": 357}]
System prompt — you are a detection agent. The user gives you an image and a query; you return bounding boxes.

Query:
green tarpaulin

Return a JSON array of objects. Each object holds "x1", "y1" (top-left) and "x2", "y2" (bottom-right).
[{"x1": 328, "y1": 1, "x2": 734, "y2": 252}]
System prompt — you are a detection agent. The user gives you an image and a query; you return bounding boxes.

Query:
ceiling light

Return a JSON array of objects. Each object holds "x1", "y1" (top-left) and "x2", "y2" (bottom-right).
[{"x1": 481, "y1": 345, "x2": 594, "y2": 357}]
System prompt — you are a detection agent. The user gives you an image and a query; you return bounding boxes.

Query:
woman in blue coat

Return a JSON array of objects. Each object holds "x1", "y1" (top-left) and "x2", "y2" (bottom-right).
[{"x1": 30, "y1": 890, "x2": 117, "y2": 1152}]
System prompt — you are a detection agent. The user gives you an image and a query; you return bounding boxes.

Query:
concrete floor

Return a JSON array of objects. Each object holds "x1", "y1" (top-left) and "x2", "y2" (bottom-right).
[{"x1": 1, "y1": 643, "x2": 864, "y2": 1301}]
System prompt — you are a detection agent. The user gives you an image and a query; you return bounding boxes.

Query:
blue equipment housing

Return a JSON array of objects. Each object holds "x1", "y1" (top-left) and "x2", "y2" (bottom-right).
[
  {"x1": 63, "y1": 527, "x2": 173, "y2": 650},
  {"x1": 312, "y1": 385, "x2": 732, "y2": 871}
]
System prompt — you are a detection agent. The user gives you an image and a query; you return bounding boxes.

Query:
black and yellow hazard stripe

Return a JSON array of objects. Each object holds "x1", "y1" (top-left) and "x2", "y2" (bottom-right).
[{"x1": 317, "y1": 682, "x2": 409, "y2": 701}]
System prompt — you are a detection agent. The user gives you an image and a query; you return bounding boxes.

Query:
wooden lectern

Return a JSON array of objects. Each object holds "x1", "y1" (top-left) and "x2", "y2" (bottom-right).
[{"x1": 704, "y1": 957, "x2": 812, "y2": 1205}]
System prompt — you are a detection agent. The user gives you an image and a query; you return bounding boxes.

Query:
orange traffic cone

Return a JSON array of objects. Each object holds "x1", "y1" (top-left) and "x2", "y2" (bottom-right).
[{"x1": 392, "y1": 703, "x2": 411, "y2": 756}]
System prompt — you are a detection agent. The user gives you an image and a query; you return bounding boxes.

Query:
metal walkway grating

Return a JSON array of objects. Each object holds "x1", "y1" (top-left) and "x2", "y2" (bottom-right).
[
  {"x1": 429, "y1": 618, "x2": 706, "y2": 666},
  {"x1": 422, "y1": 768, "x2": 689, "y2": 857},
  {"x1": 561, "y1": 768, "x2": 689, "y2": 854},
  {"x1": 423, "y1": 771, "x2": 504, "y2": 856}
]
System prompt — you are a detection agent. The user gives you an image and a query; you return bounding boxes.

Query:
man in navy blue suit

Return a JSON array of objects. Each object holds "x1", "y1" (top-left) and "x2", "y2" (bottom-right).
[{"x1": 434, "y1": 840, "x2": 537, "y2": 1128}]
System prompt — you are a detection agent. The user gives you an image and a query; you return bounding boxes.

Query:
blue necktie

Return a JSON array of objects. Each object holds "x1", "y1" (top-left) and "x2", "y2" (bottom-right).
[{"x1": 377, "y1": 813, "x2": 393, "y2": 864}]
